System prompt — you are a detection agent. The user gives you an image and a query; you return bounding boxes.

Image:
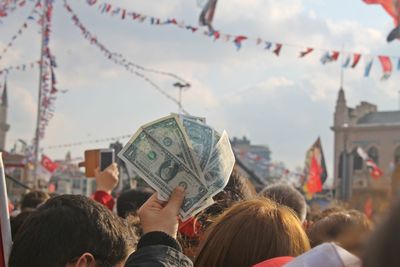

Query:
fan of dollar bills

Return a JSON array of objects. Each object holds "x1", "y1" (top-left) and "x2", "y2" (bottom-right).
[{"x1": 118, "y1": 114, "x2": 235, "y2": 220}]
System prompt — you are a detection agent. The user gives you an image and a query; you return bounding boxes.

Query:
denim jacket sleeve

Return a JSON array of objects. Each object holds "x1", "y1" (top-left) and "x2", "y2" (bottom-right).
[{"x1": 124, "y1": 231, "x2": 193, "y2": 267}]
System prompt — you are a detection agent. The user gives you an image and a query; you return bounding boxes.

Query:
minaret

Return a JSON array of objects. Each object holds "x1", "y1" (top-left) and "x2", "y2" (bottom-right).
[
  {"x1": 0, "y1": 81, "x2": 10, "y2": 150},
  {"x1": 334, "y1": 87, "x2": 349, "y2": 127}
]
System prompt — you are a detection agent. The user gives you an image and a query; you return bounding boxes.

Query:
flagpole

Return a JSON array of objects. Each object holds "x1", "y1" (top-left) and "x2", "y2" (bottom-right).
[
  {"x1": 33, "y1": 1, "x2": 48, "y2": 188},
  {"x1": 0, "y1": 154, "x2": 12, "y2": 267}
]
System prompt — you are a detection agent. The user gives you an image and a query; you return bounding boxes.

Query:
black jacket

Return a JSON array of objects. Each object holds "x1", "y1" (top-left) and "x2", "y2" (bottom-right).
[{"x1": 125, "y1": 231, "x2": 193, "y2": 267}]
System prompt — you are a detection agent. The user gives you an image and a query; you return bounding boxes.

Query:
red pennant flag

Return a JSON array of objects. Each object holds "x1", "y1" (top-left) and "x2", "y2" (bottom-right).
[
  {"x1": 351, "y1": 53, "x2": 362, "y2": 68},
  {"x1": 378, "y1": 55, "x2": 392, "y2": 79},
  {"x1": 105, "y1": 4, "x2": 112, "y2": 13},
  {"x1": 41, "y1": 155, "x2": 58, "y2": 173},
  {"x1": 273, "y1": 43, "x2": 283, "y2": 56},
  {"x1": 233, "y1": 36, "x2": 247, "y2": 50},
  {"x1": 213, "y1": 31, "x2": 220, "y2": 40},
  {"x1": 331, "y1": 51, "x2": 340, "y2": 61},
  {"x1": 299, "y1": 48, "x2": 314, "y2": 57}
]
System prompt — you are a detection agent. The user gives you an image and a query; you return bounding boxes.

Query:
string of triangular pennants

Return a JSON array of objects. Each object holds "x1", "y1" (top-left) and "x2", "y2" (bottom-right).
[
  {"x1": 64, "y1": 0, "x2": 191, "y2": 114},
  {"x1": 0, "y1": 0, "x2": 35, "y2": 21},
  {"x1": 0, "y1": 60, "x2": 39, "y2": 76},
  {"x1": 0, "y1": 1, "x2": 42, "y2": 62},
  {"x1": 81, "y1": 0, "x2": 400, "y2": 81},
  {"x1": 37, "y1": 0, "x2": 58, "y2": 140},
  {"x1": 44, "y1": 134, "x2": 131, "y2": 150}
]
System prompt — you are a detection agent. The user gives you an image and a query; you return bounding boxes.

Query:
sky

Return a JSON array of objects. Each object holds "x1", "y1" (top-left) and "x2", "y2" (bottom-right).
[{"x1": 0, "y1": 0, "x2": 399, "y2": 182}]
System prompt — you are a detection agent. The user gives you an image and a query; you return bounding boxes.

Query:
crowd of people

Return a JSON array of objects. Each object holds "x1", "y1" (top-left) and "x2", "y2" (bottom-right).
[{"x1": 6, "y1": 162, "x2": 400, "y2": 267}]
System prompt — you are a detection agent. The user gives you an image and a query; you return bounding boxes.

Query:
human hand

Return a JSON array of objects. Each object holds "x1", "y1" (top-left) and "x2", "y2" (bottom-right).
[
  {"x1": 138, "y1": 187, "x2": 186, "y2": 238},
  {"x1": 94, "y1": 163, "x2": 119, "y2": 194}
]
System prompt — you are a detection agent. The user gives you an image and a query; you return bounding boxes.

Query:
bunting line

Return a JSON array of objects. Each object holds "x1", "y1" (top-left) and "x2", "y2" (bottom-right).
[
  {"x1": 0, "y1": 0, "x2": 35, "y2": 22},
  {"x1": 64, "y1": 1, "x2": 190, "y2": 114},
  {"x1": 0, "y1": 1, "x2": 41, "y2": 62},
  {"x1": 44, "y1": 134, "x2": 131, "y2": 149},
  {"x1": 80, "y1": 0, "x2": 400, "y2": 81},
  {"x1": 0, "y1": 60, "x2": 39, "y2": 76},
  {"x1": 37, "y1": 0, "x2": 59, "y2": 140}
]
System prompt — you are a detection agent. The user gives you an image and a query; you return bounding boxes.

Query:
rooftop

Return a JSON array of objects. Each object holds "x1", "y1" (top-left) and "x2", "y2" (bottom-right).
[{"x1": 357, "y1": 111, "x2": 400, "y2": 125}]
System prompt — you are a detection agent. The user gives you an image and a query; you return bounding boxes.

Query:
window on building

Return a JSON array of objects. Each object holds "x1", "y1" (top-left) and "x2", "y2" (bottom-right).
[
  {"x1": 353, "y1": 149, "x2": 363, "y2": 170},
  {"x1": 395, "y1": 146, "x2": 400, "y2": 165},
  {"x1": 368, "y1": 146, "x2": 379, "y2": 164}
]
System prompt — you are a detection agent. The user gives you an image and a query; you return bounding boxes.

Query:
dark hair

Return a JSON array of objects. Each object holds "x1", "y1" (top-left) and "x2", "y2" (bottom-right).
[
  {"x1": 20, "y1": 190, "x2": 50, "y2": 210},
  {"x1": 10, "y1": 209, "x2": 35, "y2": 240},
  {"x1": 116, "y1": 189, "x2": 152, "y2": 218},
  {"x1": 198, "y1": 167, "x2": 255, "y2": 228},
  {"x1": 363, "y1": 198, "x2": 400, "y2": 267},
  {"x1": 9, "y1": 195, "x2": 136, "y2": 267},
  {"x1": 260, "y1": 183, "x2": 307, "y2": 222},
  {"x1": 308, "y1": 210, "x2": 372, "y2": 257},
  {"x1": 195, "y1": 198, "x2": 310, "y2": 267}
]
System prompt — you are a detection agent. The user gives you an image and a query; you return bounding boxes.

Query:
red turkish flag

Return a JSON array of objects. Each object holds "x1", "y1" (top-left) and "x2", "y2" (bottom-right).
[
  {"x1": 378, "y1": 55, "x2": 393, "y2": 78},
  {"x1": 41, "y1": 155, "x2": 58, "y2": 173},
  {"x1": 306, "y1": 153, "x2": 323, "y2": 193}
]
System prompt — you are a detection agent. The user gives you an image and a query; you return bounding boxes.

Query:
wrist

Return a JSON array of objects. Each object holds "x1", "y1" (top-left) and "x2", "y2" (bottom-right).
[
  {"x1": 137, "y1": 231, "x2": 181, "y2": 251},
  {"x1": 96, "y1": 187, "x2": 112, "y2": 195}
]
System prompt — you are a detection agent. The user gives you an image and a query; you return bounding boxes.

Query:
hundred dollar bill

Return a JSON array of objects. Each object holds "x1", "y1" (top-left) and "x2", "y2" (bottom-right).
[
  {"x1": 118, "y1": 129, "x2": 209, "y2": 219},
  {"x1": 203, "y1": 131, "x2": 235, "y2": 198},
  {"x1": 179, "y1": 115, "x2": 215, "y2": 171},
  {"x1": 142, "y1": 115, "x2": 206, "y2": 186}
]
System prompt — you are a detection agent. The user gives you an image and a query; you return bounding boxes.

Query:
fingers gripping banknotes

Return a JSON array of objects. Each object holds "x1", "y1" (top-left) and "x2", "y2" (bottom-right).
[
  {"x1": 119, "y1": 130, "x2": 208, "y2": 219},
  {"x1": 119, "y1": 114, "x2": 235, "y2": 220}
]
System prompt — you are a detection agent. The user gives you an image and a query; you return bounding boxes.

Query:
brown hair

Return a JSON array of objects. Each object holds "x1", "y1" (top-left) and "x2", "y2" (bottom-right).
[
  {"x1": 195, "y1": 198, "x2": 310, "y2": 267},
  {"x1": 20, "y1": 190, "x2": 50, "y2": 210},
  {"x1": 307, "y1": 210, "x2": 372, "y2": 257}
]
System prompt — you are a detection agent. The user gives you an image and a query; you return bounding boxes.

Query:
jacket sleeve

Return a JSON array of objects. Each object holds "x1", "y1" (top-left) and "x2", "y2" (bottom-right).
[
  {"x1": 124, "y1": 231, "x2": 193, "y2": 267},
  {"x1": 93, "y1": 190, "x2": 115, "y2": 211}
]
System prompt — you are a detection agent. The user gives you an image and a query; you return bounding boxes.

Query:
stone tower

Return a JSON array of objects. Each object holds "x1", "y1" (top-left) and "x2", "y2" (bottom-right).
[{"x1": 0, "y1": 82, "x2": 10, "y2": 150}]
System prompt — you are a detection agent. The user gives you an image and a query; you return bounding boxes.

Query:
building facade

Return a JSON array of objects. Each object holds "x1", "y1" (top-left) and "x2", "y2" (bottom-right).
[{"x1": 332, "y1": 88, "x2": 400, "y2": 212}]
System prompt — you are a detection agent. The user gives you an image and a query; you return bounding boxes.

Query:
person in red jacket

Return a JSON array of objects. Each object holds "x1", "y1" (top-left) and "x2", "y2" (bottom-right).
[{"x1": 92, "y1": 163, "x2": 119, "y2": 210}]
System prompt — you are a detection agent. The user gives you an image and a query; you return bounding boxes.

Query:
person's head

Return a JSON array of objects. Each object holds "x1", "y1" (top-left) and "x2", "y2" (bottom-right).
[
  {"x1": 10, "y1": 208, "x2": 35, "y2": 240},
  {"x1": 195, "y1": 198, "x2": 310, "y2": 267},
  {"x1": 198, "y1": 167, "x2": 255, "y2": 227},
  {"x1": 260, "y1": 183, "x2": 307, "y2": 223},
  {"x1": 307, "y1": 210, "x2": 372, "y2": 257},
  {"x1": 116, "y1": 189, "x2": 152, "y2": 219},
  {"x1": 20, "y1": 190, "x2": 50, "y2": 211},
  {"x1": 9, "y1": 194, "x2": 136, "y2": 267},
  {"x1": 362, "y1": 198, "x2": 400, "y2": 267},
  {"x1": 179, "y1": 167, "x2": 256, "y2": 260}
]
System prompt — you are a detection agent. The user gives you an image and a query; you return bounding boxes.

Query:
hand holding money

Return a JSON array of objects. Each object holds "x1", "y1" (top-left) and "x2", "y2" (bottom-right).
[{"x1": 118, "y1": 114, "x2": 235, "y2": 220}]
